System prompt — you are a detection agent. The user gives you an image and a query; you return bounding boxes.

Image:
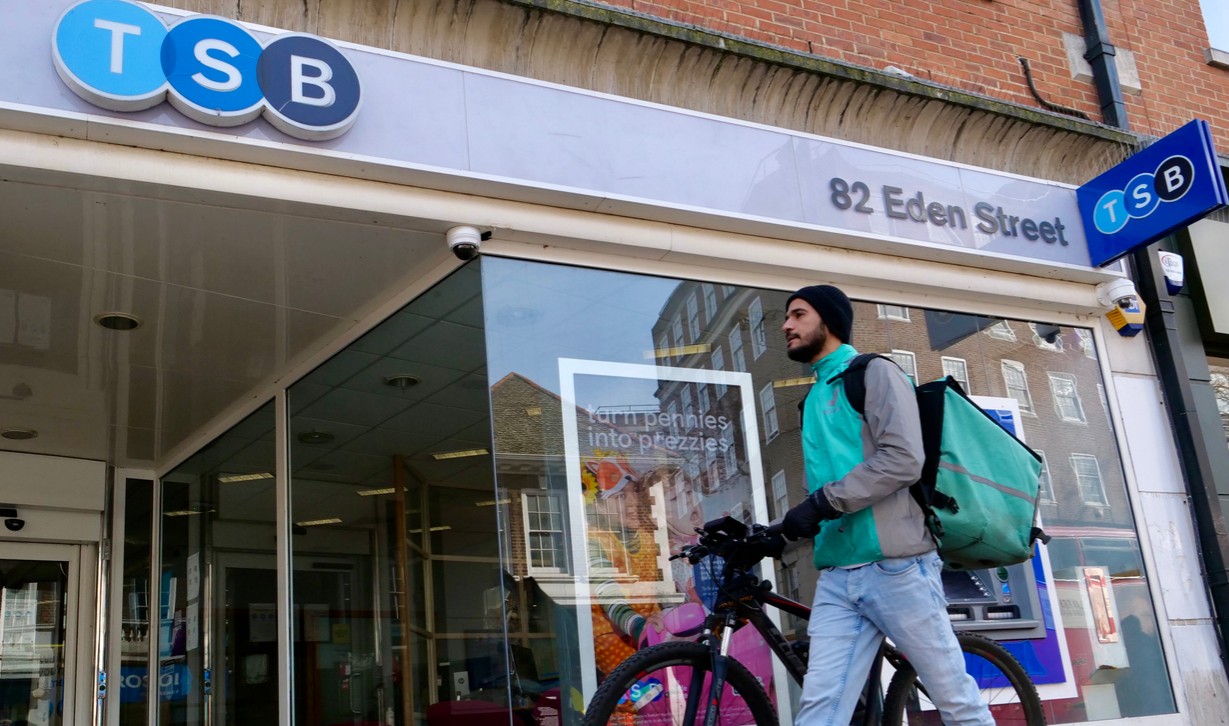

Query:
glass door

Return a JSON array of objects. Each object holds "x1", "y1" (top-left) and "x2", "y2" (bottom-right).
[{"x1": 0, "y1": 543, "x2": 81, "y2": 726}]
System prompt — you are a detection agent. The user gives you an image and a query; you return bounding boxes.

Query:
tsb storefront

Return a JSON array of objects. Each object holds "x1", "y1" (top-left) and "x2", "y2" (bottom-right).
[{"x1": 0, "y1": 0, "x2": 1211, "y2": 724}]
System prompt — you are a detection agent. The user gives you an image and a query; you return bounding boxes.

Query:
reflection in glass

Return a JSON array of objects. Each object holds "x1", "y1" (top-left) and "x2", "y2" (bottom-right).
[
  {"x1": 120, "y1": 478, "x2": 153, "y2": 725},
  {"x1": 288, "y1": 264, "x2": 500, "y2": 726},
  {"x1": 160, "y1": 401, "x2": 278, "y2": 725},
  {"x1": 155, "y1": 255, "x2": 1178, "y2": 722},
  {"x1": 480, "y1": 258, "x2": 1175, "y2": 721},
  {"x1": 0, "y1": 559, "x2": 67, "y2": 726}
]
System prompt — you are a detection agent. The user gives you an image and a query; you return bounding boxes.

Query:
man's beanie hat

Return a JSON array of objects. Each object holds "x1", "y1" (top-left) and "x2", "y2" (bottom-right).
[{"x1": 787, "y1": 285, "x2": 853, "y2": 343}]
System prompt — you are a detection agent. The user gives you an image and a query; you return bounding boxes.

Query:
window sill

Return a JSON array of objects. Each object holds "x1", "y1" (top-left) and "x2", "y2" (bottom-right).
[{"x1": 1206, "y1": 47, "x2": 1229, "y2": 70}]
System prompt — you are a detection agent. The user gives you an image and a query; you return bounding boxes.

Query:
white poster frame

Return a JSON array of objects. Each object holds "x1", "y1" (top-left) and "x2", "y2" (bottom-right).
[{"x1": 558, "y1": 357, "x2": 786, "y2": 709}]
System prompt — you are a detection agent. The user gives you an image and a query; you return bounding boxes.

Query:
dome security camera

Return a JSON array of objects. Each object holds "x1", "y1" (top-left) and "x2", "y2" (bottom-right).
[
  {"x1": 447, "y1": 226, "x2": 482, "y2": 261},
  {"x1": 4, "y1": 518, "x2": 23, "y2": 532},
  {"x1": 1095, "y1": 278, "x2": 1139, "y2": 310}
]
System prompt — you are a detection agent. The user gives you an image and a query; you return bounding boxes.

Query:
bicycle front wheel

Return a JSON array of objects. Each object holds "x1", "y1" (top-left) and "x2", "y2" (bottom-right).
[
  {"x1": 882, "y1": 631, "x2": 1045, "y2": 725},
  {"x1": 581, "y1": 640, "x2": 778, "y2": 726}
]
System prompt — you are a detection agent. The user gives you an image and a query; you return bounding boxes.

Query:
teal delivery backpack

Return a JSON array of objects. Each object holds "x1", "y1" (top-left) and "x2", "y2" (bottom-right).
[{"x1": 831, "y1": 354, "x2": 1050, "y2": 570}]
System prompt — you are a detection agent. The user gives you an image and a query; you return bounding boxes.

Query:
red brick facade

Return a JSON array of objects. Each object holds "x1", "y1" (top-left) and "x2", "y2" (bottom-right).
[{"x1": 590, "y1": 0, "x2": 1229, "y2": 148}]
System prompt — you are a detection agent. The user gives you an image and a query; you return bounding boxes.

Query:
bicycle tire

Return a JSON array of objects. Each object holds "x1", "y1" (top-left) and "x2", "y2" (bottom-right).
[
  {"x1": 882, "y1": 631, "x2": 1045, "y2": 726},
  {"x1": 581, "y1": 640, "x2": 778, "y2": 726}
]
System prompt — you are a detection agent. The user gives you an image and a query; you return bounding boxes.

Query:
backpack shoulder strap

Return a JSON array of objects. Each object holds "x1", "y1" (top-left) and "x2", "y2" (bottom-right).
[{"x1": 825, "y1": 353, "x2": 892, "y2": 416}]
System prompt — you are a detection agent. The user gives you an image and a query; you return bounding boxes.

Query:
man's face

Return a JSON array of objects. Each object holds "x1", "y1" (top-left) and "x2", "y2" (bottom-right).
[{"x1": 782, "y1": 298, "x2": 829, "y2": 363}]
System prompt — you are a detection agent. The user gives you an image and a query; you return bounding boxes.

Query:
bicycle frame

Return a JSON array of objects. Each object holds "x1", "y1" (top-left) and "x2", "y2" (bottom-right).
[{"x1": 698, "y1": 566, "x2": 902, "y2": 724}]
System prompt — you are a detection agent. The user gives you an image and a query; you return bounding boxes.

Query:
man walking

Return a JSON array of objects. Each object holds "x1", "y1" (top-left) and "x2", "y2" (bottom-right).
[{"x1": 779, "y1": 284, "x2": 993, "y2": 725}]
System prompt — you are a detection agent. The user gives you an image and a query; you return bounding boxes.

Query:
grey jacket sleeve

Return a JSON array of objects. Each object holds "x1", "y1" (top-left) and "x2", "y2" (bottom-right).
[{"x1": 821, "y1": 358, "x2": 925, "y2": 513}]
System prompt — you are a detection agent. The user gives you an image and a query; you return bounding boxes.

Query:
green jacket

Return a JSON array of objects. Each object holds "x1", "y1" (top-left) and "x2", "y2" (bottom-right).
[{"x1": 802, "y1": 345, "x2": 931, "y2": 568}]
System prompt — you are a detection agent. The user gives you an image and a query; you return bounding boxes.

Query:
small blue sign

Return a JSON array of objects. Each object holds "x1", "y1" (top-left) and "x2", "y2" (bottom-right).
[{"x1": 1078, "y1": 119, "x2": 1228, "y2": 267}]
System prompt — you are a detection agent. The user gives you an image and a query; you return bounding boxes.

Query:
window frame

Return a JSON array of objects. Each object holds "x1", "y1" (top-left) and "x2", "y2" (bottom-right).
[
  {"x1": 523, "y1": 490, "x2": 568, "y2": 574},
  {"x1": 1001, "y1": 359, "x2": 1035, "y2": 414},
  {"x1": 1070, "y1": 453, "x2": 1109, "y2": 505},
  {"x1": 703, "y1": 283, "x2": 718, "y2": 322},
  {"x1": 941, "y1": 356, "x2": 970, "y2": 391},
  {"x1": 1035, "y1": 450, "x2": 1055, "y2": 503},
  {"x1": 1075, "y1": 328, "x2": 1097, "y2": 359},
  {"x1": 748, "y1": 297, "x2": 767, "y2": 360},
  {"x1": 759, "y1": 383, "x2": 779, "y2": 442},
  {"x1": 984, "y1": 320, "x2": 1017, "y2": 342},
  {"x1": 770, "y1": 469, "x2": 789, "y2": 519},
  {"x1": 729, "y1": 326, "x2": 746, "y2": 372},
  {"x1": 687, "y1": 294, "x2": 701, "y2": 341},
  {"x1": 889, "y1": 349, "x2": 917, "y2": 384},
  {"x1": 586, "y1": 495, "x2": 633, "y2": 575},
  {"x1": 1030, "y1": 322, "x2": 1064, "y2": 352},
  {"x1": 877, "y1": 304, "x2": 911, "y2": 322},
  {"x1": 1048, "y1": 371, "x2": 1087, "y2": 423}
]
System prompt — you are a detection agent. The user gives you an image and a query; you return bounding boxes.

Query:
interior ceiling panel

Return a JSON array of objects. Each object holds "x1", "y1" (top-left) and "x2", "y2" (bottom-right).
[{"x1": 0, "y1": 174, "x2": 453, "y2": 469}]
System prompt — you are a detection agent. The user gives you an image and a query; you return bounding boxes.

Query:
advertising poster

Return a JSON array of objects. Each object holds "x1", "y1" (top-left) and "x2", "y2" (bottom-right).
[{"x1": 558, "y1": 359, "x2": 784, "y2": 708}]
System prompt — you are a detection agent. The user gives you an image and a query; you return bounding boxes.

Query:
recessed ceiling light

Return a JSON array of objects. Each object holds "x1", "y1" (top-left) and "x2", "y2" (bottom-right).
[
  {"x1": 94, "y1": 312, "x2": 142, "y2": 331},
  {"x1": 217, "y1": 472, "x2": 274, "y2": 483},
  {"x1": 356, "y1": 487, "x2": 398, "y2": 496},
  {"x1": 384, "y1": 374, "x2": 421, "y2": 388},
  {"x1": 474, "y1": 499, "x2": 511, "y2": 507},
  {"x1": 165, "y1": 508, "x2": 215, "y2": 517},
  {"x1": 296, "y1": 517, "x2": 342, "y2": 527},
  {"x1": 297, "y1": 430, "x2": 334, "y2": 445},
  {"x1": 431, "y1": 448, "x2": 489, "y2": 460},
  {"x1": 0, "y1": 428, "x2": 38, "y2": 441}
]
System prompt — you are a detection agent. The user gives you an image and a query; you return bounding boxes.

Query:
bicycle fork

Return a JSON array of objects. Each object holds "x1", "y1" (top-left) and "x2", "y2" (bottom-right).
[{"x1": 686, "y1": 612, "x2": 737, "y2": 726}]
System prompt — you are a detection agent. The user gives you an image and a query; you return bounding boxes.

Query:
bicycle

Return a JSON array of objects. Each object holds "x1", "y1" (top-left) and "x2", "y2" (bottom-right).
[{"x1": 581, "y1": 516, "x2": 1045, "y2": 725}]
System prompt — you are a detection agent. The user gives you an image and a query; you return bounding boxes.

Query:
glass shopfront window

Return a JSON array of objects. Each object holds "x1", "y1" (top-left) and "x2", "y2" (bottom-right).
[
  {"x1": 1210, "y1": 358, "x2": 1229, "y2": 447},
  {"x1": 287, "y1": 264, "x2": 501, "y2": 726},
  {"x1": 159, "y1": 402, "x2": 278, "y2": 725},
  {"x1": 151, "y1": 255, "x2": 1175, "y2": 723},
  {"x1": 119, "y1": 478, "x2": 153, "y2": 725},
  {"x1": 479, "y1": 257, "x2": 1175, "y2": 723}
]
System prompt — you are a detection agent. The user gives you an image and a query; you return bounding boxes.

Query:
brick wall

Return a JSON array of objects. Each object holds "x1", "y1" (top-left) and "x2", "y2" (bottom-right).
[{"x1": 589, "y1": 0, "x2": 1229, "y2": 149}]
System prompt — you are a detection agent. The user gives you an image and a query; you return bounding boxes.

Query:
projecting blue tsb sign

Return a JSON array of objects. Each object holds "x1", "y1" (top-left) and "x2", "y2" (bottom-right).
[{"x1": 1078, "y1": 119, "x2": 1227, "y2": 267}]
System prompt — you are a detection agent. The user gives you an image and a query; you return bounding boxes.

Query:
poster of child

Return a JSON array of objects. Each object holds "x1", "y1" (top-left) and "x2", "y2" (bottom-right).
[{"x1": 566, "y1": 365, "x2": 770, "y2": 692}]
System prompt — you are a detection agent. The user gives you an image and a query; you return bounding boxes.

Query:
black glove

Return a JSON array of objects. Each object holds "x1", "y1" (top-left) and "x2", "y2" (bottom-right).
[
  {"x1": 757, "y1": 529, "x2": 788, "y2": 560},
  {"x1": 781, "y1": 489, "x2": 842, "y2": 540}
]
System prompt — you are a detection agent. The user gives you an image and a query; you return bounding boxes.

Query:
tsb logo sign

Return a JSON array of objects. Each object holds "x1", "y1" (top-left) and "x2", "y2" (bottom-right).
[
  {"x1": 53, "y1": 0, "x2": 361, "y2": 140},
  {"x1": 1092, "y1": 154, "x2": 1194, "y2": 236}
]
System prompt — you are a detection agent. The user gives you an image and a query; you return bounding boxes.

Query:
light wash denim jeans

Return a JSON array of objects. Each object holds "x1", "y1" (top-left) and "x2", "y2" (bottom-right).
[{"x1": 795, "y1": 550, "x2": 994, "y2": 726}]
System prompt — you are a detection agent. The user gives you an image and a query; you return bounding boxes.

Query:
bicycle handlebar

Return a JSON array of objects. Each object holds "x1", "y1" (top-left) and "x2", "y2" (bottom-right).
[{"x1": 671, "y1": 516, "x2": 784, "y2": 570}]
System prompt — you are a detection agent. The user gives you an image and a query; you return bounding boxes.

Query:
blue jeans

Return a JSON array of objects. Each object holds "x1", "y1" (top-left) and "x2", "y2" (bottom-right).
[{"x1": 796, "y1": 551, "x2": 994, "y2": 726}]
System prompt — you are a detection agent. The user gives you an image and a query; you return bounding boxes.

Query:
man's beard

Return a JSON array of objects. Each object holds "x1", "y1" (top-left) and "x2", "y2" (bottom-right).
[{"x1": 786, "y1": 328, "x2": 827, "y2": 362}]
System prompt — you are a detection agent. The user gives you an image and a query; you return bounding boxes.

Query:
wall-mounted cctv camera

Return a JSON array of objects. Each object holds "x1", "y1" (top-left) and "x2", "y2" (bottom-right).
[
  {"x1": 1095, "y1": 278, "x2": 1139, "y2": 310},
  {"x1": 447, "y1": 225, "x2": 483, "y2": 261},
  {"x1": 0, "y1": 506, "x2": 22, "y2": 532}
]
